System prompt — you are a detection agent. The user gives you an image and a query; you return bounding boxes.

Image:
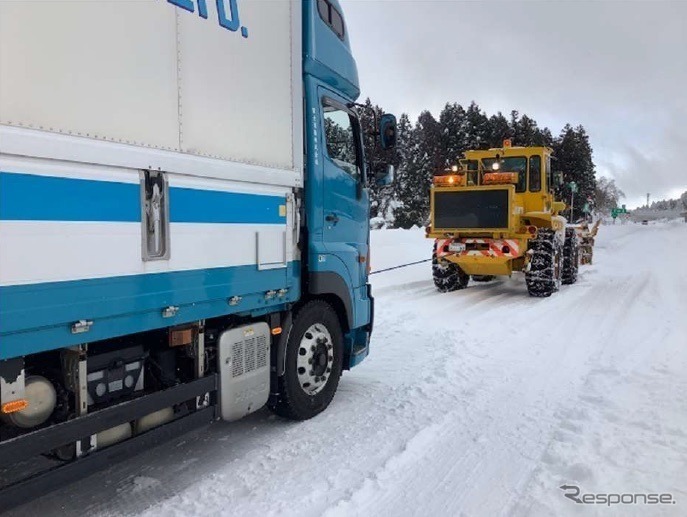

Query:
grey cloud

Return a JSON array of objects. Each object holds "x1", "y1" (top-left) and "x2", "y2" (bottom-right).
[{"x1": 343, "y1": 0, "x2": 687, "y2": 206}]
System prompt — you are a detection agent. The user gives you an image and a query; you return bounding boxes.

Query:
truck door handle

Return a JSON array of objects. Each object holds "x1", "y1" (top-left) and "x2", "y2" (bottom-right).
[{"x1": 325, "y1": 213, "x2": 339, "y2": 224}]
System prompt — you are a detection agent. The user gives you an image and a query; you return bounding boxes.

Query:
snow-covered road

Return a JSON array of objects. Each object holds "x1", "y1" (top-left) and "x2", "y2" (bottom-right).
[{"x1": 11, "y1": 222, "x2": 687, "y2": 516}]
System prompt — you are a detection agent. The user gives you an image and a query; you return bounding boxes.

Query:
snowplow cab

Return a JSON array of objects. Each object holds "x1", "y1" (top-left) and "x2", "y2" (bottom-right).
[{"x1": 427, "y1": 141, "x2": 578, "y2": 297}]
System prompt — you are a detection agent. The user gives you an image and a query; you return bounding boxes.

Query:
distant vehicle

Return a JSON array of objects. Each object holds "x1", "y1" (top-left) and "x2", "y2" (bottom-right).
[
  {"x1": 642, "y1": 220, "x2": 649, "y2": 225},
  {"x1": 426, "y1": 142, "x2": 579, "y2": 297},
  {"x1": 0, "y1": 0, "x2": 396, "y2": 508}
]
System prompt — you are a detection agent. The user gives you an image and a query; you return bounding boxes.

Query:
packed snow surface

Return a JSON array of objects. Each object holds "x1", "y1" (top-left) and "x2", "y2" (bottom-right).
[{"x1": 10, "y1": 222, "x2": 687, "y2": 516}]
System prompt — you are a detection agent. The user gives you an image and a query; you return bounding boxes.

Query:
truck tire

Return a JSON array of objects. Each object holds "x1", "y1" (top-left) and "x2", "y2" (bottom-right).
[
  {"x1": 562, "y1": 227, "x2": 580, "y2": 285},
  {"x1": 526, "y1": 229, "x2": 562, "y2": 297},
  {"x1": 432, "y1": 244, "x2": 469, "y2": 292},
  {"x1": 268, "y1": 300, "x2": 343, "y2": 421},
  {"x1": 471, "y1": 275, "x2": 495, "y2": 282}
]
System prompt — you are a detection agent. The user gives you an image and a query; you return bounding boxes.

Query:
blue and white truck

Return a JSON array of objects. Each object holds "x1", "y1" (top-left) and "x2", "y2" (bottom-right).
[{"x1": 0, "y1": 0, "x2": 395, "y2": 505}]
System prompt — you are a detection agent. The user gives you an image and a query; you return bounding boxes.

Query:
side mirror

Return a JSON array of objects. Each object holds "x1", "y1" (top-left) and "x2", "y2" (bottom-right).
[
  {"x1": 375, "y1": 164, "x2": 395, "y2": 187},
  {"x1": 379, "y1": 114, "x2": 397, "y2": 150}
]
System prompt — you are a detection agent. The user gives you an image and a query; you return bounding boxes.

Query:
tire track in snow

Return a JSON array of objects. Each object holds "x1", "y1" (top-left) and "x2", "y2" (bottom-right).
[{"x1": 320, "y1": 228, "x2": 679, "y2": 517}]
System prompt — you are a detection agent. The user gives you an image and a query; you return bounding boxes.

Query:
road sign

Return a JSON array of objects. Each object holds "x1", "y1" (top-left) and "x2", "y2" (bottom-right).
[
  {"x1": 611, "y1": 206, "x2": 628, "y2": 219},
  {"x1": 569, "y1": 181, "x2": 578, "y2": 193}
]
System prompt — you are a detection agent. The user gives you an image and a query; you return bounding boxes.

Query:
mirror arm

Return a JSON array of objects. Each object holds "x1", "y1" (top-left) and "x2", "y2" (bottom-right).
[{"x1": 350, "y1": 102, "x2": 380, "y2": 137}]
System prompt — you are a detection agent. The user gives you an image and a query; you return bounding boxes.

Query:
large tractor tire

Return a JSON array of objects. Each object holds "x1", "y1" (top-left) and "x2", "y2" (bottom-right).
[
  {"x1": 562, "y1": 227, "x2": 580, "y2": 285},
  {"x1": 432, "y1": 243, "x2": 469, "y2": 292},
  {"x1": 268, "y1": 300, "x2": 343, "y2": 421},
  {"x1": 471, "y1": 275, "x2": 496, "y2": 282},
  {"x1": 526, "y1": 229, "x2": 562, "y2": 297}
]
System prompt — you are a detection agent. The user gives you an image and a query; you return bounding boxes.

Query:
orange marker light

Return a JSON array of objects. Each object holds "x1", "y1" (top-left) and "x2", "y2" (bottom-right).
[
  {"x1": 2, "y1": 399, "x2": 29, "y2": 414},
  {"x1": 271, "y1": 327, "x2": 282, "y2": 336}
]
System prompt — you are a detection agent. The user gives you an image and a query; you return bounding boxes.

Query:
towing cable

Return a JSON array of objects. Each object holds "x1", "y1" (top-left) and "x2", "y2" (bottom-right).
[{"x1": 369, "y1": 258, "x2": 432, "y2": 275}]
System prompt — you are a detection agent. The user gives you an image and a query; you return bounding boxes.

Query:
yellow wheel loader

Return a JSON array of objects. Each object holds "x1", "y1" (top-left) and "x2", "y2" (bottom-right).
[{"x1": 426, "y1": 141, "x2": 579, "y2": 297}]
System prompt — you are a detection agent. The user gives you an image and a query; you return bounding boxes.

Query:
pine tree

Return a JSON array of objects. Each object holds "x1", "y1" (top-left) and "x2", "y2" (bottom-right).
[
  {"x1": 464, "y1": 102, "x2": 489, "y2": 150},
  {"x1": 513, "y1": 114, "x2": 539, "y2": 146},
  {"x1": 439, "y1": 102, "x2": 467, "y2": 166},
  {"x1": 383, "y1": 112, "x2": 412, "y2": 227},
  {"x1": 539, "y1": 127, "x2": 554, "y2": 147},
  {"x1": 394, "y1": 111, "x2": 442, "y2": 228},
  {"x1": 486, "y1": 112, "x2": 512, "y2": 148},
  {"x1": 552, "y1": 124, "x2": 597, "y2": 220}
]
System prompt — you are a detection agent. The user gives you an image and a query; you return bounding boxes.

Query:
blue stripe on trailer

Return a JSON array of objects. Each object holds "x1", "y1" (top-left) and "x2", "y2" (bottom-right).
[
  {"x1": 169, "y1": 187, "x2": 285, "y2": 224},
  {"x1": 0, "y1": 262, "x2": 300, "y2": 360},
  {"x1": 0, "y1": 171, "x2": 140, "y2": 222},
  {"x1": 0, "y1": 172, "x2": 286, "y2": 224}
]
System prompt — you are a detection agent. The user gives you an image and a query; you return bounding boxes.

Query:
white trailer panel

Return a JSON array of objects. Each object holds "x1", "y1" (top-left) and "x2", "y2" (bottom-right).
[
  {"x1": 0, "y1": 2, "x2": 180, "y2": 150},
  {"x1": 0, "y1": 0, "x2": 301, "y2": 174}
]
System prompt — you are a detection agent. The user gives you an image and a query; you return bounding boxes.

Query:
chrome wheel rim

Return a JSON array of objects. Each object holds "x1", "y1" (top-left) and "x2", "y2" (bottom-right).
[{"x1": 296, "y1": 324, "x2": 333, "y2": 395}]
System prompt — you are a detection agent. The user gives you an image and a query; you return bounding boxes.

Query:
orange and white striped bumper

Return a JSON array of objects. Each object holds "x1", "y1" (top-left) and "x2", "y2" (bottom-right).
[{"x1": 435, "y1": 238, "x2": 522, "y2": 258}]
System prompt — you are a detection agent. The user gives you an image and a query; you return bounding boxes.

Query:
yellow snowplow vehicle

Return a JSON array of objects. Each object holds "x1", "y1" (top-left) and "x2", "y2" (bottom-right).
[{"x1": 426, "y1": 141, "x2": 579, "y2": 297}]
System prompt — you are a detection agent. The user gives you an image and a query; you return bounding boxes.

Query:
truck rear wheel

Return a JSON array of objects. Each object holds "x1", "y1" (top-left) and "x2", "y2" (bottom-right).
[
  {"x1": 432, "y1": 243, "x2": 469, "y2": 292},
  {"x1": 268, "y1": 300, "x2": 343, "y2": 421},
  {"x1": 562, "y1": 227, "x2": 580, "y2": 285},
  {"x1": 526, "y1": 229, "x2": 562, "y2": 297}
]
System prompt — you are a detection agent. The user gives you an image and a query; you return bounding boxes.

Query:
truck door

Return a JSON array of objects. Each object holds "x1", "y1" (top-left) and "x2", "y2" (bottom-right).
[{"x1": 319, "y1": 90, "x2": 368, "y2": 289}]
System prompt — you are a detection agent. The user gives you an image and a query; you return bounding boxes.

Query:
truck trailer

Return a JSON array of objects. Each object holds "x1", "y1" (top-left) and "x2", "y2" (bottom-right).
[{"x1": 0, "y1": 0, "x2": 395, "y2": 507}]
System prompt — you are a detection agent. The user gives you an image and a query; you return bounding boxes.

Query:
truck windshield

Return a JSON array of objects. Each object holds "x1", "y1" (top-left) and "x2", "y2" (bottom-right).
[{"x1": 482, "y1": 156, "x2": 527, "y2": 192}]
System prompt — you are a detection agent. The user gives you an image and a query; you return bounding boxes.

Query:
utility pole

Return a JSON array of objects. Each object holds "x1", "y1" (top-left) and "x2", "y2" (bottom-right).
[
  {"x1": 571, "y1": 190, "x2": 574, "y2": 221},
  {"x1": 569, "y1": 181, "x2": 578, "y2": 221}
]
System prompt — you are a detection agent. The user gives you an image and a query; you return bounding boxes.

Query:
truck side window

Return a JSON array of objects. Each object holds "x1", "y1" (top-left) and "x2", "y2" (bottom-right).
[
  {"x1": 317, "y1": 0, "x2": 345, "y2": 39},
  {"x1": 317, "y1": 0, "x2": 329, "y2": 22},
  {"x1": 529, "y1": 155, "x2": 541, "y2": 192},
  {"x1": 330, "y1": 8, "x2": 345, "y2": 38},
  {"x1": 323, "y1": 104, "x2": 360, "y2": 180}
]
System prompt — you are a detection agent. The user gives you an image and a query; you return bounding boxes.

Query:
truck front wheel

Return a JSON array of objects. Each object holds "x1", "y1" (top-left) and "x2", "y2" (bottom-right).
[
  {"x1": 432, "y1": 244, "x2": 469, "y2": 292},
  {"x1": 268, "y1": 300, "x2": 343, "y2": 420}
]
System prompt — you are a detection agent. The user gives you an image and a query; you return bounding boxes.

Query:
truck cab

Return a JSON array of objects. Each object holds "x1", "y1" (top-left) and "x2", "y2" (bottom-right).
[{"x1": 303, "y1": 0, "x2": 395, "y2": 367}]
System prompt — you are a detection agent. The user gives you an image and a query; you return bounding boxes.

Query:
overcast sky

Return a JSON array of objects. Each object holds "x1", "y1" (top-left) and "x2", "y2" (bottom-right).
[{"x1": 343, "y1": 0, "x2": 687, "y2": 208}]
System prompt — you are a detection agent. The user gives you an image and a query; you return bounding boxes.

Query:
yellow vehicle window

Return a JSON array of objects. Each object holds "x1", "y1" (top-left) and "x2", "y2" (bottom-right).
[
  {"x1": 482, "y1": 157, "x2": 527, "y2": 192},
  {"x1": 466, "y1": 160, "x2": 478, "y2": 185},
  {"x1": 529, "y1": 156, "x2": 541, "y2": 192}
]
